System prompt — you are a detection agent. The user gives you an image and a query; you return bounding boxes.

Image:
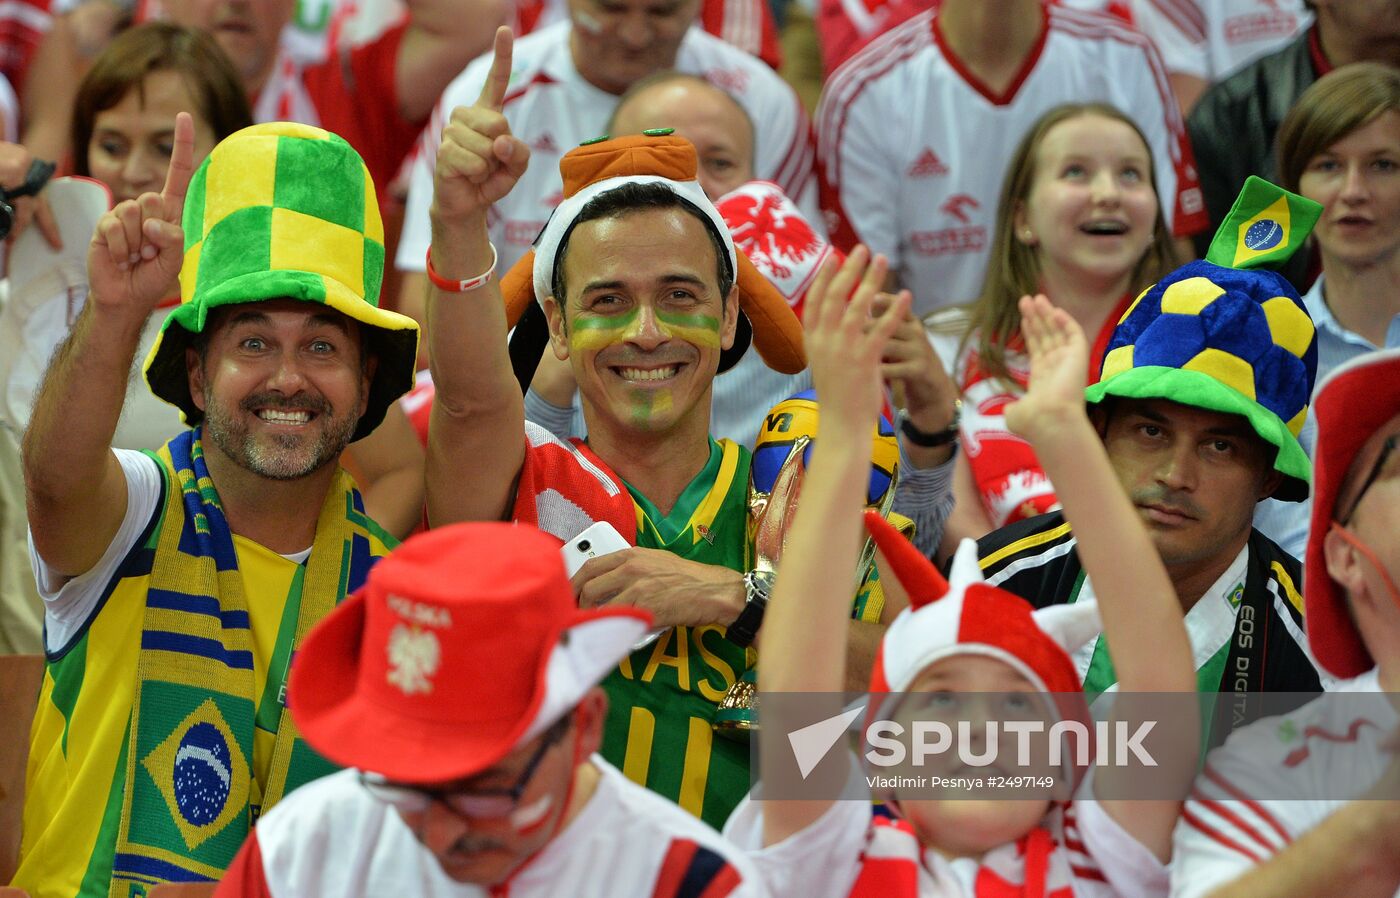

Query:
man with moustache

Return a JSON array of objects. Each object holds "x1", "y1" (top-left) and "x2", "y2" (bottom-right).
[
  {"x1": 423, "y1": 29, "x2": 958, "y2": 830},
  {"x1": 973, "y1": 180, "x2": 1325, "y2": 709},
  {"x1": 13, "y1": 118, "x2": 418, "y2": 895},
  {"x1": 1168, "y1": 349, "x2": 1400, "y2": 898}
]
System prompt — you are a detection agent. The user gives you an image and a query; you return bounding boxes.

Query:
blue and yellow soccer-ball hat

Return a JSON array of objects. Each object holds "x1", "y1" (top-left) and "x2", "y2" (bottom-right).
[
  {"x1": 1084, "y1": 176, "x2": 1322, "y2": 502},
  {"x1": 143, "y1": 122, "x2": 420, "y2": 441}
]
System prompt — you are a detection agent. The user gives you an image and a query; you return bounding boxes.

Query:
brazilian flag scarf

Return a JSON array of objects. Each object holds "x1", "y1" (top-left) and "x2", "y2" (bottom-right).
[{"x1": 109, "y1": 427, "x2": 382, "y2": 892}]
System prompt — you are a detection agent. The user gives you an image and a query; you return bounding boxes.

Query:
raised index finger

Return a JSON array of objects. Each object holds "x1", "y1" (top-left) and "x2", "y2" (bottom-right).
[
  {"x1": 475, "y1": 26, "x2": 515, "y2": 111},
  {"x1": 161, "y1": 111, "x2": 196, "y2": 223}
]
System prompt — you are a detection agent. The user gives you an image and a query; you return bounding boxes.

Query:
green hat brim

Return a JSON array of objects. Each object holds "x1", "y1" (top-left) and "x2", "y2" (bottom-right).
[
  {"x1": 1085, "y1": 366, "x2": 1309, "y2": 502},
  {"x1": 142, "y1": 270, "x2": 420, "y2": 442}
]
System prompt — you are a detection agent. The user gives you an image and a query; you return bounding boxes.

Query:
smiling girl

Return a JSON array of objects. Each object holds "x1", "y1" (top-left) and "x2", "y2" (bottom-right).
[{"x1": 924, "y1": 103, "x2": 1178, "y2": 548}]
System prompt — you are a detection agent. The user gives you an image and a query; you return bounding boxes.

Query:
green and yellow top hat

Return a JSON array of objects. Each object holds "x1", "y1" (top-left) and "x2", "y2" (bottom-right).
[
  {"x1": 1085, "y1": 176, "x2": 1323, "y2": 502},
  {"x1": 143, "y1": 122, "x2": 420, "y2": 441}
]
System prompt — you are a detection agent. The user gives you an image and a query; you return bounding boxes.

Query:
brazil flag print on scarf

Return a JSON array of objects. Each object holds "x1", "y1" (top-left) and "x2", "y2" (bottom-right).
[{"x1": 108, "y1": 429, "x2": 388, "y2": 893}]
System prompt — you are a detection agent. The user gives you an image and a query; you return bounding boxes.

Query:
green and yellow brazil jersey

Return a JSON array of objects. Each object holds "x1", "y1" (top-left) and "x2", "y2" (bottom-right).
[
  {"x1": 601, "y1": 439, "x2": 753, "y2": 829},
  {"x1": 15, "y1": 476, "x2": 392, "y2": 898}
]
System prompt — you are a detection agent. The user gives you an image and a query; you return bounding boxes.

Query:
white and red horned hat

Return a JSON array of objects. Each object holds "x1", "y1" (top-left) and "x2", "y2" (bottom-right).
[{"x1": 862, "y1": 511, "x2": 1100, "y2": 706}]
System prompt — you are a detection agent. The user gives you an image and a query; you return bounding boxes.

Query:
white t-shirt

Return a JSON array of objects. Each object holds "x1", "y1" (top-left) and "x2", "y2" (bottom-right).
[
  {"x1": 1170, "y1": 670, "x2": 1398, "y2": 898},
  {"x1": 397, "y1": 21, "x2": 817, "y2": 274},
  {"x1": 228, "y1": 759, "x2": 765, "y2": 897},
  {"x1": 1127, "y1": 0, "x2": 1310, "y2": 83},
  {"x1": 816, "y1": 4, "x2": 1207, "y2": 316},
  {"x1": 724, "y1": 756, "x2": 1168, "y2": 897},
  {"x1": 28, "y1": 449, "x2": 312, "y2": 654}
]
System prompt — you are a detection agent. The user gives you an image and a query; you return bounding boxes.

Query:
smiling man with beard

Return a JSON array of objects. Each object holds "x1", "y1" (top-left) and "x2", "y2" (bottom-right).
[
  {"x1": 15, "y1": 118, "x2": 418, "y2": 897},
  {"x1": 972, "y1": 179, "x2": 1327, "y2": 731}
]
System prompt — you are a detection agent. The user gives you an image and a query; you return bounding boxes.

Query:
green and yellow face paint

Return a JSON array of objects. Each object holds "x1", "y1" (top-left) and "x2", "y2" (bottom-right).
[
  {"x1": 567, "y1": 305, "x2": 722, "y2": 354},
  {"x1": 568, "y1": 303, "x2": 722, "y2": 429}
]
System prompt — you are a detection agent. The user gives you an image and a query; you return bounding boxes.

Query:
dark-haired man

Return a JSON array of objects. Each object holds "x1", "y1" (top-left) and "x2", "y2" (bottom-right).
[
  {"x1": 1168, "y1": 350, "x2": 1400, "y2": 898},
  {"x1": 975, "y1": 184, "x2": 1327, "y2": 709},
  {"x1": 423, "y1": 29, "x2": 958, "y2": 829}
]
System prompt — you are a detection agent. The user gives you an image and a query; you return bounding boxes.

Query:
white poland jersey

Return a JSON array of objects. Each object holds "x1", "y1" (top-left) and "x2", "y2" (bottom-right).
[
  {"x1": 217, "y1": 758, "x2": 764, "y2": 897},
  {"x1": 816, "y1": 4, "x2": 1207, "y2": 316},
  {"x1": 1170, "y1": 669, "x2": 1400, "y2": 898},
  {"x1": 397, "y1": 20, "x2": 817, "y2": 274},
  {"x1": 1127, "y1": 0, "x2": 1310, "y2": 83}
]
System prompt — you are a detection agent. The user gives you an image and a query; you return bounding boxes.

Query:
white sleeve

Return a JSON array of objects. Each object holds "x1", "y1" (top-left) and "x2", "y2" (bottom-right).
[
  {"x1": 722, "y1": 791, "x2": 868, "y2": 898},
  {"x1": 815, "y1": 76, "x2": 901, "y2": 264},
  {"x1": 1128, "y1": 0, "x2": 1210, "y2": 80},
  {"x1": 1169, "y1": 736, "x2": 1304, "y2": 898},
  {"x1": 396, "y1": 102, "x2": 442, "y2": 273},
  {"x1": 1070, "y1": 796, "x2": 1171, "y2": 897},
  {"x1": 28, "y1": 448, "x2": 163, "y2": 653},
  {"x1": 722, "y1": 751, "x2": 872, "y2": 898},
  {"x1": 748, "y1": 74, "x2": 816, "y2": 212},
  {"x1": 0, "y1": 72, "x2": 17, "y2": 144}
]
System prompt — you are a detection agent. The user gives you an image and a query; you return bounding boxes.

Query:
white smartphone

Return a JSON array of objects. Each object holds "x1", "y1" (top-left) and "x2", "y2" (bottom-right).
[
  {"x1": 561, "y1": 522, "x2": 667, "y2": 651},
  {"x1": 561, "y1": 521, "x2": 631, "y2": 578}
]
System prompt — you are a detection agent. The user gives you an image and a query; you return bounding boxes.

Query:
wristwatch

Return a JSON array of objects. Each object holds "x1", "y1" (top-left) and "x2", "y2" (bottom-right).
[
  {"x1": 898, "y1": 400, "x2": 961, "y2": 448},
  {"x1": 726, "y1": 570, "x2": 774, "y2": 648},
  {"x1": 0, "y1": 158, "x2": 56, "y2": 241}
]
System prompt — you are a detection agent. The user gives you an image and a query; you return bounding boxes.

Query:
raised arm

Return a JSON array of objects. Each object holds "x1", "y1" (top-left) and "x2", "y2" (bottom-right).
[
  {"x1": 1004, "y1": 294, "x2": 1197, "y2": 860},
  {"x1": 23, "y1": 112, "x2": 193, "y2": 578},
  {"x1": 759, "y1": 247, "x2": 908, "y2": 846},
  {"x1": 394, "y1": 0, "x2": 509, "y2": 122},
  {"x1": 344, "y1": 402, "x2": 426, "y2": 540},
  {"x1": 424, "y1": 27, "x2": 531, "y2": 526}
]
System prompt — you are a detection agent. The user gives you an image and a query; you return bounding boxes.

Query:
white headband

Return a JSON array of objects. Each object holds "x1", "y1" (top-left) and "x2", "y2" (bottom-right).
[{"x1": 531, "y1": 175, "x2": 738, "y2": 303}]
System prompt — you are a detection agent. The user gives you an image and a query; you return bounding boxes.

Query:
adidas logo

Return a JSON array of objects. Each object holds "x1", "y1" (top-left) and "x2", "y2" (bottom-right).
[{"x1": 906, "y1": 148, "x2": 948, "y2": 177}]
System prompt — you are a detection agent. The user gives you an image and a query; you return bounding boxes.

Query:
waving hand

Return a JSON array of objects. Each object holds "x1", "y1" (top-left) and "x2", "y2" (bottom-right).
[
  {"x1": 432, "y1": 26, "x2": 531, "y2": 224},
  {"x1": 87, "y1": 110, "x2": 194, "y2": 316}
]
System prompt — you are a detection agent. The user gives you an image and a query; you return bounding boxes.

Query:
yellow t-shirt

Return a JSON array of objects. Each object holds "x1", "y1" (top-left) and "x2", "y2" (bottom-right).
[{"x1": 16, "y1": 462, "x2": 387, "y2": 898}]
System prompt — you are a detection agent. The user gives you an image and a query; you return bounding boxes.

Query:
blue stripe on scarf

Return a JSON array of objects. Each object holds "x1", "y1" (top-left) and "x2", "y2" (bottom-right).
[
  {"x1": 146, "y1": 589, "x2": 252, "y2": 630},
  {"x1": 170, "y1": 428, "x2": 239, "y2": 572},
  {"x1": 140, "y1": 631, "x2": 254, "y2": 669},
  {"x1": 347, "y1": 533, "x2": 373, "y2": 599},
  {"x1": 112, "y1": 853, "x2": 215, "y2": 882}
]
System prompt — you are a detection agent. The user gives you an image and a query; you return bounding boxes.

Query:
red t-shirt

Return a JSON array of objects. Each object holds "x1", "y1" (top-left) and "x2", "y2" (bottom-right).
[
  {"x1": 303, "y1": 22, "x2": 418, "y2": 193},
  {"x1": 255, "y1": 22, "x2": 420, "y2": 196}
]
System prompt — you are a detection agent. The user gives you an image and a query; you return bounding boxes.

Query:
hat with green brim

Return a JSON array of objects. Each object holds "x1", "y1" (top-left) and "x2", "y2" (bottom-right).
[
  {"x1": 143, "y1": 122, "x2": 419, "y2": 441},
  {"x1": 1085, "y1": 177, "x2": 1322, "y2": 502}
]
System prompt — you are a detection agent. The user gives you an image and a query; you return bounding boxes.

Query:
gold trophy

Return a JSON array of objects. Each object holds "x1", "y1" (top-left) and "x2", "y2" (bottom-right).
[{"x1": 714, "y1": 392, "x2": 901, "y2": 736}]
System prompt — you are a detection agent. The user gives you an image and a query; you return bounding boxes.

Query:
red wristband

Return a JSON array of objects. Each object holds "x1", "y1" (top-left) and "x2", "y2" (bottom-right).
[{"x1": 426, "y1": 243, "x2": 498, "y2": 293}]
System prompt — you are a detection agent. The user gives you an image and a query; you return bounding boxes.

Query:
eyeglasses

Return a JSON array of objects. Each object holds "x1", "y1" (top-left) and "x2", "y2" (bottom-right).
[
  {"x1": 359, "y1": 716, "x2": 571, "y2": 820},
  {"x1": 1341, "y1": 435, "x2": 1398, "y2": 525}
]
